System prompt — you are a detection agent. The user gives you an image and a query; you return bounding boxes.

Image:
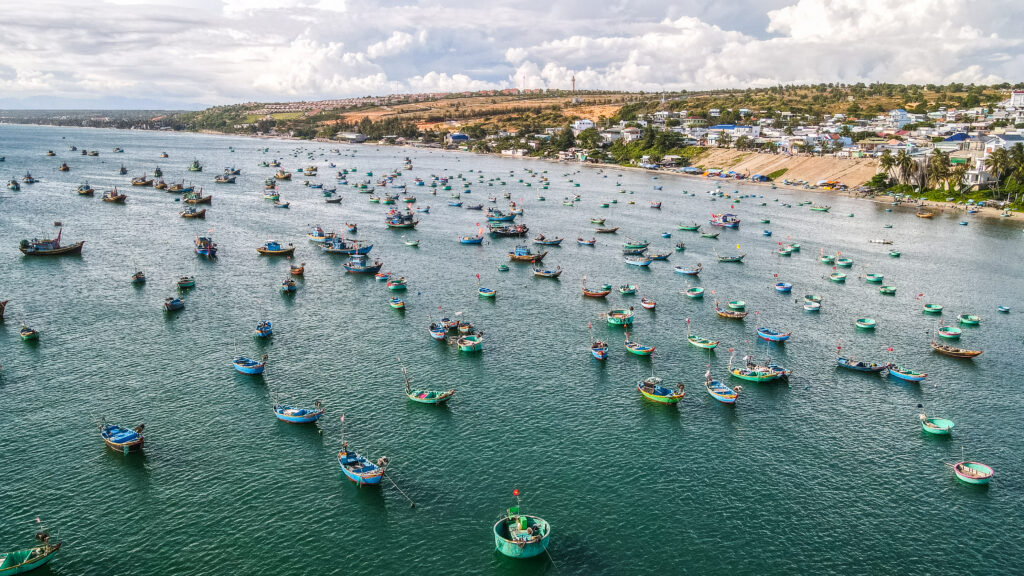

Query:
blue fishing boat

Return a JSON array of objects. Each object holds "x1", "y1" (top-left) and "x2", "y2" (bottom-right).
[
  {"x1": 337, "y1": 443, "x2": 387, "y2": 486},
  {"x1": 18, "y1": 228, "x2": 84, "y2": 256},
  {"x1": 636, "y1": 376, "x2": 683, "y2": 402},
  {"x1": 836, "y1": 356, "x2": 887, "y2": 372},
  {"x1": 459, "y1": 234, "x2": 484, "y2": 244},
  {"x1": 429, "y1": 323, "x2": 447, "y2": 340},
  {"x1": 233, "y1": 354, "x2": 267, "y2": 375},
  {"x1": 624, "y1": 255, "x2": 654, "y2": 266},
  {"x1": 255, "y1": 320, "x2": 272, "y2": 338},
  {"x1": 99, "y1": 421, "x2": 145, "y2": 453},
  {"x1": 194, "y1": 236, "x2": 217, "y2": 257},
  {"x1": 281, "y1": 278, "x2": 297, "y2": 293},
  {"x1": 493, "y1": 494, "x2": 551, "y2": 559},
  {"x1": 888, "y1": 364, "x2": 927, "y2": 382},
  {"x1": 307, "y1": 225, "x2": 335, "y2": 243},
  {"x1": 674, "y1": 263, "x2": 703, "y2": 275},
  {"x1": 321, "y1": 237, "x2": 372, "y2": 255},
  {"x1": 705, "y1": 375, "x2": 740, "y2": 404},
  {"x1": 343, "y1": 254, "x2": 383, "y2": 274},
  {"x1": 757, "y1": 327, "x2": 791, "y2": 342},
  {"x1": 273, "y1": 401, "x2": 324, "y2": 424},
  {"x1": 775, "y1": 282, "x2": 792, "y2": 293},
  {"x1": 163, "y1": 297, "x2": 184, "y2": 312},
  {"x1": 0, "y1": 532, "x2": 62, "y2": 573}
]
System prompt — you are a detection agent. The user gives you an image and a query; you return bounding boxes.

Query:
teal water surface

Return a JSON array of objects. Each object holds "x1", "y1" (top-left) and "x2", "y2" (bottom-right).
[{"x1": 0, "y1": 125, "x2": 1021, "y2": 575}]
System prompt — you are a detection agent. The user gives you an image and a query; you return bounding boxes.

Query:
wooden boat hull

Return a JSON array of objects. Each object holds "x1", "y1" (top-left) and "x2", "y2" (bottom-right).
[
  {"x1": 687, "y1": 336, "x2": 718, "y2": 349},
  {"x1": 706, "y1": 380, "x2": 738, "y2": 404},
  {"x1": 836, "y1": 357, "x2": 887, "y2": 372},
  {"x1": 180, "y1": 209, "x2": 206, "y2": 219},
  {"x1": 730, "y1": 369, "x2": 783, "y2": 382},
  {"x1": 930, "y1": 341, "x2": 982, "y2": 358},
  {"x1": 685, "y1": 288, "x2": 704, "y2": 299},
  {"x1": 257, "y1": 247, "x2": 296, "y2": 256},
  {"x1": 888, "y1": 367, "x2": 926, "y2": 382},
  {"x1": 636, "y1": 382, "x2": 682, "y2": 403},
  {"x1": 338, "y1": 452, "x2": 384, "y2": 486},
  {"x1": 19, "y1": 241, "x2": 84, "y2": 256},
  {"x1": 509, "y1": 251, "x2": 547, "y2": 262},
  {"x1": 757, "y1": 328, "x2": 791, "y2": 342},
  {"x1": 625, "y1": 342, "x2": 655, "y2": 356}
]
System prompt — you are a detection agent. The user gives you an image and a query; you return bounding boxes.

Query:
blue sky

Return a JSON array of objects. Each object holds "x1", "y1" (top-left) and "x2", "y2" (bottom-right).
[{"x1": 1, "y1": 0, "x2": 1021, "y2": 109}]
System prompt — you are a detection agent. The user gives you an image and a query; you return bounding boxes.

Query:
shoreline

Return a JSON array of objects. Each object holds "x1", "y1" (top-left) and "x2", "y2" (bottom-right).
[{"x1": 8, "y1": 122, "x2": 1017, "y2": 221}]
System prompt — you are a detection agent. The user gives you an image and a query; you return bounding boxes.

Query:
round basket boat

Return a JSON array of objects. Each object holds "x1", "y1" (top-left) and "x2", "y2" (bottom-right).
[
  {"x1": 855, "y1": 318, "x2": 876, "y2": 329},
  {"x1": 727, "y1": 300, "x2": 746, "y2": 310},
  {"x1": 865, "y1": 273, "x2": 884, "y2": 283},
  {"x1": 923, "y1": 303, "x2": 943, "y2": 314}
]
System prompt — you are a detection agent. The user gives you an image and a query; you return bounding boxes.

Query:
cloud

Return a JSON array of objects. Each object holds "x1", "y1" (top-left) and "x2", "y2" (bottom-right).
[{"x1": 0, "y1": 0, "x2": 1022, "y2": 108}]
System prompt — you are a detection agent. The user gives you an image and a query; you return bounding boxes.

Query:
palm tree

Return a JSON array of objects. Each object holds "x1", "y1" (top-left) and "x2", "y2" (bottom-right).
[
  {"x1": 985, "y1": 147, "x2": 1010, "y2": 199},
  {"x1": 950, "y1": 164, "x2": 968, "y2": 197},
  {"x1": 895, "y1": 149, "x2": 916, "y2": 185},
  {"x1": 879, "y1": 149, "x2": 895, "y2": 180},
  {"x1": 926, "y1": 150, "x2": 950, "y2": 189}
]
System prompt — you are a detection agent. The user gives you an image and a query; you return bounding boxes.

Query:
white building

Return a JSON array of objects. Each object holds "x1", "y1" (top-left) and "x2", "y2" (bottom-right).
[
  {"x1": 888, "y1": 109, "x2": 910, "y2": 129},
  {"x1": 1010, "y1": 90, "x2": 1024, "y2": 108},
  {"x1": 621, "y1": 127, "x2": 643, "y2": 142},
  {"x1": 571, "y1": 119, "x2": 595, "y2": 133}
]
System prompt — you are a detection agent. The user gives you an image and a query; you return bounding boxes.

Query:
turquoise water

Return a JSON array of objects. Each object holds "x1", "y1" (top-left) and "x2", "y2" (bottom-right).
[{"x1": 0, "y1": 124, "x2": 1021, "y2": 575}]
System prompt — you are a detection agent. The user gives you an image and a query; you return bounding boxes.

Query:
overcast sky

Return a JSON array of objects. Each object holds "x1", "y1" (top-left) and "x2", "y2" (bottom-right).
[{"x1": 1, "y1": 0, "x2": 1022, "y2": 109}]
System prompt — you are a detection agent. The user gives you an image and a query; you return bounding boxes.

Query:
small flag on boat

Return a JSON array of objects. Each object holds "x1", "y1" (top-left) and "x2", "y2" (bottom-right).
[
  {"x1": 587, "y1": 322, "x2": 591, "y2": 328},
  {"x1": 773, "y1": 273, "x2": 778, "y2": 278},
  {"x1": 340, "y1": 414, "x2": 345, "y2": 423},
  {"x1": 736, "y1": 244, "x2": 740, "y2": 250},
  {"x1": 35, "y1": 517, "x2": 40, "y2": 523},
  {"x1": 512, "y1": 489, "x2": 519, "y2": 497},
  {"x1": 476, "y1": 273, "x2": 480, "y2": 280},
  {"x1": 887, "y1": 347, "x2": 894, "y2": 352}
]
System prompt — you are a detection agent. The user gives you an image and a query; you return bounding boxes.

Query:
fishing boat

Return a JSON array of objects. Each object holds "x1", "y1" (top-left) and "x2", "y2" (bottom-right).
[
  {"x1": 176, "y1": 274, "x2": 195, "y2": 289},
  {"x1": 22, "y1": 173, "x2": 37, "y2": 184},
  {"x1": 459, "y1": 234, "x2": 484, "y2": 244},
  {"x1": 865, "y1": 273, "x2": 884, "y2": 283},
  {"x1": 0, "y1": 531, "x2": 62, "y2": 573},
  {"x1": 398, "y1": 359, "x2": 453, "y2": 404},
  {"x1": 923, "y1": 304, "x2": 943, "y2": 314},
  {"x1": 624, "y1": 255, "x2": 653, "y2": 266},
  {"x1": 7, "y1": 180, "x2": 19, "y2": 191},
  {"x1": 163, "y1": 296, "x2": 184, "y2": 311},
  {"x1": 179, "y1": 206, "x2": 206, "y2": 219},
  {"x1": 577, "y1": 237, "x2": 596, "y2": 246},
  {"x1": 888, "y1": 364, "x2": 927, "y2": 382},
  {"x1": 384, "y1": 208, "x2": 418, "y2": 229},
  {"x1": 775, "y1": 282, "x2": 792, "y2": 293},
  {"x1": 214, "y1": 173, "x2": 235, "y2": 184},
  {"x1": 636, "y1": 376, "x2": 683, "y2": 402},
  {"x1": 77, "y1": 182, "x2": 94, "y2": 196},
  {"x1": 998, "y1": 306, "x2": 1010, "y2": 313},
  {"x1": 804, "y1": 301, "x2": 821, "y2": 312},
  {"x1": 101, "y1": 187, "x2": 127, "y2": 203},
  {"x1": 674, "y1": 242, "x2": 685, "y2": 252},
  {"x1": 478, "y1": 287, "x2": 496, "y2": 298},
  {"x1": 189, "y1": 159, "x2": 203, "y2": 172},
  {"x1": 879, "y1": 286, "x2": 896, "y2": 295},
  {"x1": 306, "y1": 226, "x2": 336, "y2": 244},
  {"x1": 624, "y1": 334, "x2": 655, "y2": 356},
  {"x1": 706, "y1": 376, "x2": 740, "y2": 404},
  {"x1": 99, "y1": 421, "x2": 145, "y2": 453},
  {"x1": 619, "y1": 285, "x2": 637, "y2": 295},
  {"x1": 728, "y1": 301, "x2": 746, "y2": 310},
  {"x1": 272, "y1": 201, "x2": 290, "y2": 209},
  {"x1": 730, "y1": 355, "x2": 790, "y2": 382},
  {"x1": 809, "y1": 204, "x2": 831, "y2": 212},
  {"x1": 930, "y1": 341, "x2": 982, "y2": 358},
  {"x1": 321, "y1": 236, "x2": 372, "y2": 255},
  {"x1": 674, "y1": 263, "x2": 702, "y2": 276},
  {"x1": 714, "y1": 301, "x2": 747, "y2": 319},
  {"x1": 710, "y1": 213, "x2": 741, "y2": 228},
  {"x1": 194, "y1": 236, "x2": 217, "y2": 257},
  {"x1": 830, "y1": 272, "x2": 847, "y2": 283},
  {"x1": 386, "y1": 277, "x2": 408, "y2": 290},
  {"x1": 256, "y1": 241, "x2": 295, "y2": 256},
  {"x1": 508, "y1": 245, "x2": 547, "y2": 263},
  {"x1": 757, "y1": 327, "x2": 791, "y2": 342},
  {"x1": 497, "y1": 264, "x2": 510, "y2": 272},
  {"x1": 869, "y1": 238, "x2": 894, "y2": 245},
  {"x1": 233, "y1": 354, "x2": 267, "y2": 375},
  {"x1": 685, "y1": 287, "x2": 705, "y2": 299},
  {"x1": 594, "y1": 227, "x2": 619, "y2": 233},
  {"x1": 937, "y1": 326, "x2": 961, "y2": 339},
  {"x1": 958, "y1": 314, "x2": 981, "y2": 326},
  {"x1": 649, "y1": 251, "x2": 671, "y2": 261},
  {"x1": 836, "y1": 258, "x2": 853, "y2": 268},
  {"x1": 343, "y1": 254, "x2": 383, "y2": 274},
  {"x1": 700, "y1": 231, "x2": 720, "y2": 239},
  {"x1": 167, "y1": 181, "x2": 192, "y2": 194},
  {"x1": 916, "y1": 211, "x2": 934, "y2": 218},
  {"x1": 457, "y1": 334, "x2": 483, "y2": 352},
  {"x1": 493, "y1": 496, "x2": 550, "y2": 559},
  {"x1": 255, "y1": 320, "x2": 273, "y2": 338},
  {"x1": 855, "y1": 318, "x2": 876, "y2": 330},
  {"x1": 131, "y1": 271, "x2": 146, "y2": 285},
  {"x1": 605, "y1": 309, "x2": 634, "y2": 326},
  {"x1": 280, "y1": 278, "x2": 297, "y2": 293},
  {"x1": 130, "y1": 174, "x2": 153, "y2": 187},
  {"x1": 640, "y1": 297, "x2": 656, "y2": 310},
  {"x1": 273, "y1": 401, "x2": 324, "y2": 423},
  {"x1": 490, "y1": 223, "x2": 529, "y2": 237},
  {"x1": 836, "y1": 357, "x2": 887, "y2": 372},
  {"x1": 532, "y1": 266, "x2": 562, "y2": 278},
  {"x1": 18, "y1": 228, "x2": 84, "y2": 256},
  {"x1": 183, "y1": 190, "x2": 212, "y2": 204},
  {"x1": 717, "y1": 253, "x2": 744, "y2": 263},
  {"x1": 337, "y1": 444, "x2": 387, "y2": 486},
  {"x1": 678, "y1": 223, "x2": 701, "y2": 231},
  {"x1": 582, "y1": 278, "x2": 612, "y2": 298},
  {"x1": 533, "y1": 234, "x2": 563, "y2": 246},
  {"x1": 952, "y1": 461, "x2": 993, "y2": 485},
  {"x1": 19, "y1": 325, "x2": 39, "y2": 341},
  {"x1": 486, "y1": 209, "x2": 516, "y2": 222},
  {"x1": 152, "y1": 166, "x2": 163, "y2": 177}
]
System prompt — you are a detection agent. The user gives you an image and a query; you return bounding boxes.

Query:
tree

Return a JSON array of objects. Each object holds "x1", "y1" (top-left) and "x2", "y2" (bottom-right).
[
  {"x1": 895, "y1": 149, "x2": 916, "y2": 184},
  {"x1": 949, "y1": 163, "x2": 968, "y2": 196},
  {"x1": 926, "y1": 150, "x2": 951, "y2": 189},
  {"x1": 734, "y1": 135, "x2": 751, "y2": 150},
  {"x1": 576, "y1": 127, "x2": 601, "y2": 150},
  {"x1": 879, "y1": 150, "x2": 895, "y2": 179},
  {"x1": 718, "y1": 132, "x2": 733, "y2": 148}
]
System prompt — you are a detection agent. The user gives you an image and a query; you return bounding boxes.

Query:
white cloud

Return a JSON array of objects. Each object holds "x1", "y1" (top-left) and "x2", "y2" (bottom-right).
[{"x1": 0, "y1": 0, "x2": 1021, "y2": 107}]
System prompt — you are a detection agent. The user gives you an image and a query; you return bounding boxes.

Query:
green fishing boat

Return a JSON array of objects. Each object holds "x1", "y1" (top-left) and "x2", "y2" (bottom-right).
[
  {"x1": 687, "y1": 335, "x2": 719, "y2": 349},
  {"x1": 787, "y1": 243, "x2": 800, "y2": 252},
  {"x1": 836, "y1": 258, "x2": 853, "y2": 268},
  {"x1": 821, "y1": 254, "x2": 836, "y2": 264},
  {"x1": 457, "y1": 334, "x2": 483, "y2": 352},
  {"x1": 958, "y1": 314, "x2": 980, "y2": 326},
  {"x1": 937, "y1": 326, "x2": 961, "y2": 339},
  {"x1": 865, "y1": 273, "x2": 884, "y2": 283},
  {"x1": 493, "y1": 497, "x2": 550, "y2": 559},
  {"x1": 678, "y1": 224, "x2": 701, "y2": 231},
  {"x1": 888, "y1": 250, "x2": 901, "y2": 258},
  {"x1": 701, "y1": 232, "x2": 720, "y2": 239},
  {"x1": 879, "y1": 286, "x2": 896, "y2": 295},
  {"x1": 923, "y1": 303, "x2": 943, "y2": 314},
  {"x1": 727, "y1": 300, "x2": 745, "y2": 310},
  {"x1": 855, "y1": 318, "x2": 876, "y2": 329},
  {"x1": 759, "y1": 219, "x2": 770, "y2": 224},
  {"x1": 606, "y1": 309, "x2": 634, "y2": 326},
  {"x1": 685, "y1": 287, "x2": 704, "y2": 299},
  {"x1": 804, "y1": 294, "x2": 822, "y2": 303},
  {"x1": 0, "y1": 532, "x2": 61, "y2": 574},
  {"x1": 830, "y1": 272, "x2": 846, "y2": 283},
  {"x1": 920, "y1": 415, "x2": 954, "y2": 435}
]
